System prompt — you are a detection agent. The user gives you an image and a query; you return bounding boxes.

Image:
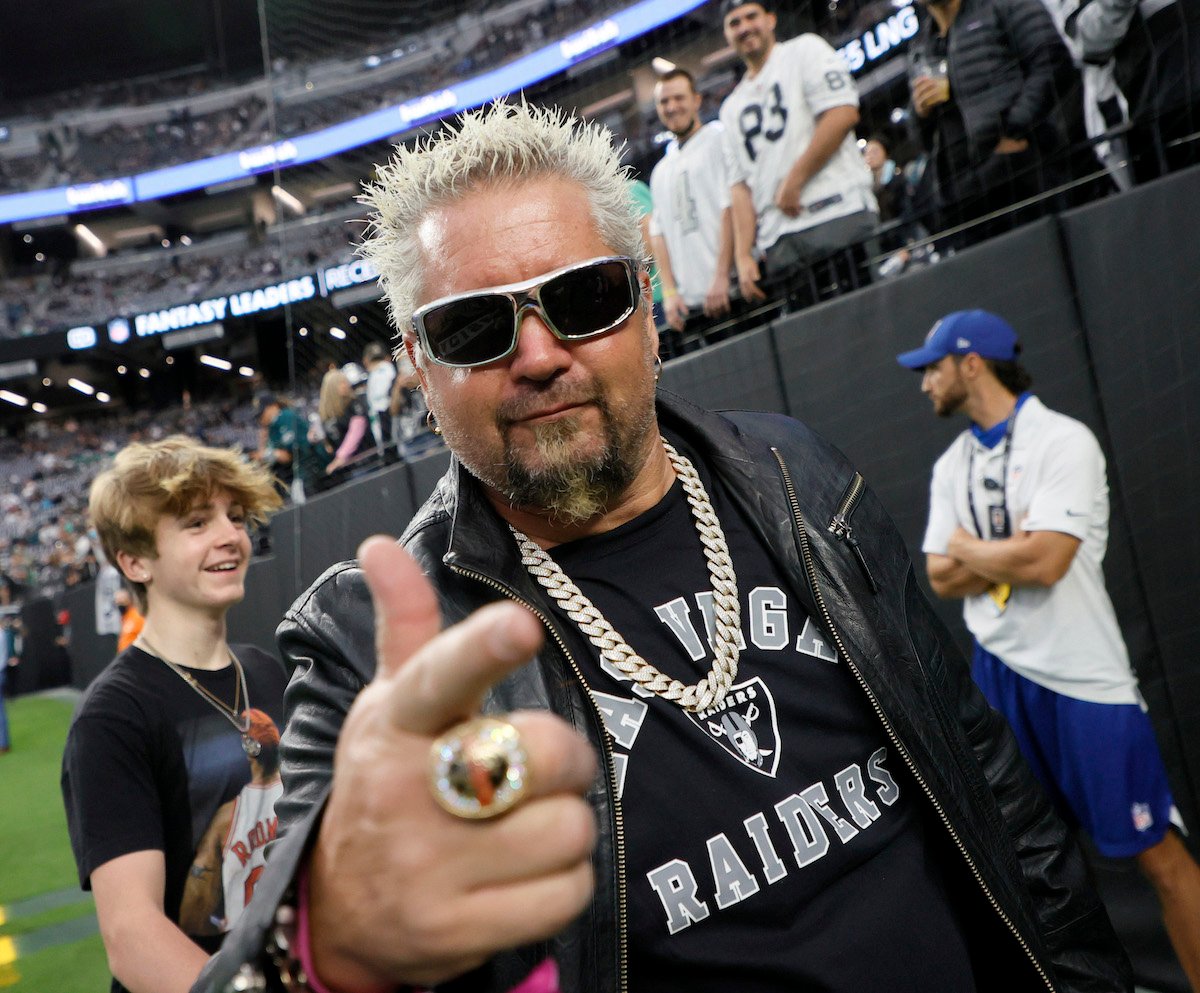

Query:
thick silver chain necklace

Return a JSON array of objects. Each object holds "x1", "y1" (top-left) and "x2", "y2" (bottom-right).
[
  {"x1": 510, "y1": 440, "x2": 741, "y2": 713},
  {"x1": 140, "y1": 638, "x2": 261, "y2": 757}
]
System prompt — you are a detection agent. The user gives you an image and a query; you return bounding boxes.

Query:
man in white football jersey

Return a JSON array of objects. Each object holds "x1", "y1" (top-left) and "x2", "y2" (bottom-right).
[
  {"x1": 648, "y1": 68, "x2": 734, "y2": 332},
  {"x1": 719, "y1": 0, "x2": 878, "y2": 302}
]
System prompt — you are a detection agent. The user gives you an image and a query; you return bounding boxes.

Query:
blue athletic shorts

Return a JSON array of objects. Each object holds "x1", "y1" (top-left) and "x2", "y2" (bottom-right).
[{"x1": 972, "y1": 642, "x2": 1174, "y2": 858}]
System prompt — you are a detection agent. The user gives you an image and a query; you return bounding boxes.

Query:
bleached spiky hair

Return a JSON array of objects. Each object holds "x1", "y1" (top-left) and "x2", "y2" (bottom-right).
[{"x1": 358, "y1": 101, "x2": 644, "y2": 343}]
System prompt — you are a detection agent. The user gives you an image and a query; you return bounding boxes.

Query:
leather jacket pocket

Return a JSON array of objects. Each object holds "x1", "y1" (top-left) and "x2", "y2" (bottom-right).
[{"x1": 827, "y1": 472, "x2": 879, "y2": 594}]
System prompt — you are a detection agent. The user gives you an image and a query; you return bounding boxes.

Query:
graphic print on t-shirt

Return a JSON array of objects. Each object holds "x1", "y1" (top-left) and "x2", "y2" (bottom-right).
[
  {"x1": 178, "y1": 708, "x2": 282, "y2": 935},
  {"x1": 546, "y1": 445, "x2": 977, "y2": 990},
  {"x1": 589, "y1": 582, "x2": 839, "y2": 787},
  {"x1": 689, "y1": 675, "x2": 779, "y2": 776},
  {"x1": 61, "y1": 641, "x2": 288, "y2": 993}
]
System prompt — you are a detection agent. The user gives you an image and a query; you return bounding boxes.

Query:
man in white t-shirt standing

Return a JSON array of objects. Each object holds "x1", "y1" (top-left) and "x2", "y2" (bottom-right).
[
  {"x1": 648, "y1": 68, "x2": 733, "y2": 333},
  {"x1": 719, "y1": 0, "x2": 878, "y2": 304},
  {"x1": 898, "y1": 309, "x2": 1200, "y2": 988}
]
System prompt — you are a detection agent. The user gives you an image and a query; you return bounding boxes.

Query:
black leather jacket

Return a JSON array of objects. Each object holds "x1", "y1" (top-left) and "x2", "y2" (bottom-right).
[{"x1": 196, "y1": 393, "x2": 1130, "y2": 993}]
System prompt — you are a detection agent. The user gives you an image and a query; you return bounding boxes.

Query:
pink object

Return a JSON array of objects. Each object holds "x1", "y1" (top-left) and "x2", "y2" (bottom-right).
[
  {"x1": 296, "y1": 864, "x2": 337, "y2": 993},
  {"x1": 296, "y1": 864, "x2": 558, "y2": 993},
  {"x1": 334, "y1": 414, "x2": 368, "y2": 462},
  {"x1": 507, "y1": 958, "x2": 560, "y2": 992}
]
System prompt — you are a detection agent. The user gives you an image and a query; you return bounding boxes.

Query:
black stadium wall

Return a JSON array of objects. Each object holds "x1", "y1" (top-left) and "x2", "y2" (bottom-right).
[{"x1": 52, "y1": 164, "x2": 1200, "y2": 837}]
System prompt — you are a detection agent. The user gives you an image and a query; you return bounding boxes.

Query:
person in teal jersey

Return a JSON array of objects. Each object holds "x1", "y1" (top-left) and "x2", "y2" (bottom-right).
[
  {"x1": 255, "y1": 394, "x2": 326, "y2": 501},
  {"x1": 628, "y1": 178, "x2": 664, "y2": 323}
]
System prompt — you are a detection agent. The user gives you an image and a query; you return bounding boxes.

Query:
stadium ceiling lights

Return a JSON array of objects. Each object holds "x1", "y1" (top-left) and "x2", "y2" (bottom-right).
[
  {"x1": 239, "y1": 366, "x2": 255, "y2": 377},
  {"x1": 329, "y1": 327, "x2": 347, "y2": 340},
  {"x1": 74, "y1": 223, "x2": 107, "y2": 258},
  {"x1": 0, "y1": 390, "x2": 28, "y2": 407},
  {"x1": 271, "y1": 185, "x2": 306, "y2": 216},
  {"x1": 32, "y1": 402, "x2": 47, "y2": 414},
  {"x1": 68, "y1": 378, "x2": 95, "y2": 395},
  {"x1": 200, "y1": 355, "x2": 234, "y2": 371}
]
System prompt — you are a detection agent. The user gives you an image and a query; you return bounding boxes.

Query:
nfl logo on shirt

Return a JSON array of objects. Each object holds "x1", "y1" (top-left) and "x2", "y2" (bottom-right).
[
  {"x1": 690, "y1": 676, "x2": 782, "y2": 778},
  {"x1": 1131, "y1": 802, "x2": 1154, "y2": 832}
]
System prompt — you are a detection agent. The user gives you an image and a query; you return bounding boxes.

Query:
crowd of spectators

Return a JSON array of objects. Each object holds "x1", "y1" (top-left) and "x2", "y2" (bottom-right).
[
  {"x1": 640, "y1": 0, "x2": 1197, "y2": 335},
  {"x1": 3, "y1": 67, "x2": 222, "y2": 124},
  {"x1": 0, "y1": 0, "x2": 1194, "y2": 605},
  {"x1": 275, "y1": 0, "x2": 607, "y2": 137},
  {"x1": 0, "y1": 0, "x2": 1193, "y2": 344},
  {"x1": 1, "y1": 350, "x2": 442, "y2": 609},
  {"x1": 0, "y1": 68, "x2": 259, "y2": 191},
  {"x1": 0, "y1": 151, "x2": 55, "y2": 192},
  {"x1": 0, "y1": 0, "x2": 616, "y2": 196},
  {"x1": 0, "y1": 211, "x2": 363, "y2": 339},
  {"x1": 0, "y1": 395, "x2": 259, "y2": 607},
  {"x1": 68, "y1": 98, "x2": 272, "y2": 183}
]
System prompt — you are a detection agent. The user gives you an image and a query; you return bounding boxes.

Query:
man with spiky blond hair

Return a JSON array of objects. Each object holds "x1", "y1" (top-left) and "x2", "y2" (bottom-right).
[{"x1": 196, "y1": 102, "x2": 1128, "y2": 993}]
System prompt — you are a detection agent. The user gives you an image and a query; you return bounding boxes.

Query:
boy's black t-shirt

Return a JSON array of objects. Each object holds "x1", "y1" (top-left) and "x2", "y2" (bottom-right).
[
  {"x1": 548, "y1": 438, "x2": 977, "y2": 991},
  {"x1": 61, "y1": 644, "x2": 286, "y2": 993}
]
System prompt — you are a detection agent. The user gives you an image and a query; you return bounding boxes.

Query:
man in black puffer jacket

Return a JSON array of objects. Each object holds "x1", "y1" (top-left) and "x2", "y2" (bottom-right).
[
  {"x1": 910, "y1": 0, "x2": 1102, "y2": 240},
  {"x1": 194, "y1": 101, "x2": 1131, "y2": 993}
]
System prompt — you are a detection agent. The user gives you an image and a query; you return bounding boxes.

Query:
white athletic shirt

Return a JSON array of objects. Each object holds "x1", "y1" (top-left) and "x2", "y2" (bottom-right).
[
  {"x1": 221, "y1": 777, "x2": 283, "y2": 925},
  {"x1": 922, "y1": 396, "x2": 1139, "y2": 704},
  {"x1": 719, "y1": 34, "x2": 876, "y2": 251},
  {"x1": 648, "y1": 122, "x2": 731, "y2": 309}
]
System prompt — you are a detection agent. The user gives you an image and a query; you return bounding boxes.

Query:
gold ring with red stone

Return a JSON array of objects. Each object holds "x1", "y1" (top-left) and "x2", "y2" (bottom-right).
[{"x1": 428, "y1": 717, "x2": 529, "y2": 820}]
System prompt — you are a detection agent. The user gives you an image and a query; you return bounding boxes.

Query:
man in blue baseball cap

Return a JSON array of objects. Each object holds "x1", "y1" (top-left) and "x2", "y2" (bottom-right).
[
  {"x1": 901, "y1": 310, "x2": 1200, "y2": 987},
  {"x1": 896, "y1": 309, "x2": 1018, "y2": 373}
]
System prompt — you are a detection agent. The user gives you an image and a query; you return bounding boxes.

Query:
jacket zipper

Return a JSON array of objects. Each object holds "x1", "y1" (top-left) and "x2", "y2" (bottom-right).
[
  {"x1": 447, "y1": 562, "x2": 630, "y2": 993},
  {"x1": 827, "y1": 472, "x2": 879, "y2": 594},
  {"x1": 770, "y1": 448, "x2": 1057, "y2": 993}
]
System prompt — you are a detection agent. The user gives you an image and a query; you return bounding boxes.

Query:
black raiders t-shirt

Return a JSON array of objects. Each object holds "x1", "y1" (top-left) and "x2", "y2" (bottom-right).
[
  {"x1": 61, "y1": 644, "x2": 287, "y2": 993},
  {"x1": 548, "y1": 439, "x2": 977, "y2": 991}
]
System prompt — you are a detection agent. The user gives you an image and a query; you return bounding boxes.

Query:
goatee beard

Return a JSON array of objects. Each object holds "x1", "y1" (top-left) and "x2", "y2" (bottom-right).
[{"x1": 501, "y1": 398, "x2": 649, "y2": 526}]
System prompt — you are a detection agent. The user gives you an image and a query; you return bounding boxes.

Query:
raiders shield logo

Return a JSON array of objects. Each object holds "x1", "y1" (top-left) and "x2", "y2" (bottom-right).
[{"x1": 688, "y1": 676, "x2": 781, "y2": 777}]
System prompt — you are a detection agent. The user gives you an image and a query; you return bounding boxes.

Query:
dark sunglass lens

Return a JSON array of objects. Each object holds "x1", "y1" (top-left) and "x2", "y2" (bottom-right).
[
  {"x1": 422, "y1": 295, "x2": 515, "y2": 365},
  {"x1": 542, "y1": 260, "x2": 634, "y2": 337}
]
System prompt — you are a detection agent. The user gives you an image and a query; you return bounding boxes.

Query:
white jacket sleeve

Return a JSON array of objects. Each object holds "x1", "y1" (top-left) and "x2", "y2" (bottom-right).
[{"x1": 1071, "y1": 0, "x2": 1138, "y2": 61}]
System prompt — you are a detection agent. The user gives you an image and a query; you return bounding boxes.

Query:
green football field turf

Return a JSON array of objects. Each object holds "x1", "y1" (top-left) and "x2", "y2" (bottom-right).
[{"x1": 0, "y1": 694, "x2": 109, "y2": 992}]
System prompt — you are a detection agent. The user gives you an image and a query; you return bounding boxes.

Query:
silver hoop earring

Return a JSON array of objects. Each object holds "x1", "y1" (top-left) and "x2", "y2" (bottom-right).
[
  {"x1": 426, "y1": 410, "x2": 442, "y2": 436},
  {"x1": 653, "y1": 355, "x2": 662, "y2": 384}
]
